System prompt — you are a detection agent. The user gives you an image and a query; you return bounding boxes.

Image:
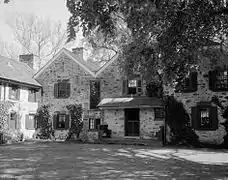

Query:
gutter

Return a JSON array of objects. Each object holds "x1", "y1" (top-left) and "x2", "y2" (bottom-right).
[{"x1": 0, "y1": 77, "x2": 41, "y2": 89}]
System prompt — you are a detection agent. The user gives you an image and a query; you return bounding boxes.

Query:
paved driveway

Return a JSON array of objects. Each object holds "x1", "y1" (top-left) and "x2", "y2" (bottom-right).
[{"x1": 0, "y1": 142, "x2": 228, "y2": 179}]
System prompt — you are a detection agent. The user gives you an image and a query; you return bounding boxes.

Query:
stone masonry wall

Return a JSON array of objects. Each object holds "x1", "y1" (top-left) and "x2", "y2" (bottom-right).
[
  {"x1": 35, "y1": 52, "x2": 99, "y2": 137},
  {"x1": 164, "y1": 49, "x2": 228, "y2": 144},
  {"x1": 97, "y1": 59, "x2": 147, "y2": 99},
  {"x1": 140, "y1": 108, "x2": 163, "y2": 139}
]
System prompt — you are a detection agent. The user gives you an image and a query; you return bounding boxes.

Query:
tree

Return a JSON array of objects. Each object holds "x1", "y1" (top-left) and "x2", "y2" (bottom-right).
[
  {"x1": 66, "y1": 0, "x2": 228, "y2": 84},
  {"x1": 6, "y1": 14, "x2": 68, "y2": 70}
]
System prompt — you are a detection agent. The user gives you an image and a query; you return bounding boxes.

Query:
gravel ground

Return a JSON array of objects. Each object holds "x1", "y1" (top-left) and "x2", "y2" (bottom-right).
[{"x1": 0, "y1": 142, "x2": 228, "y2": 179}]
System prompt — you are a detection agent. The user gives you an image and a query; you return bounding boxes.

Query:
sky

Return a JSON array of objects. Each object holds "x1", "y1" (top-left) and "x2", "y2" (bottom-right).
[{"x1": 0, "y1": 0, "x2": 71, "y2": 42}]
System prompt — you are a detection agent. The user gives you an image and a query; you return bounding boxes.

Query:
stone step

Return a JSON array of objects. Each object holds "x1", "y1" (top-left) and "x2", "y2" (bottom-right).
[{"x1": 100, "y1": 138, "x2": 163, "y2": 147}]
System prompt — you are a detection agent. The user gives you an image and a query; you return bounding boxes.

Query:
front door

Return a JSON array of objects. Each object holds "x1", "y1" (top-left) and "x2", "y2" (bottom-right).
[{"x1": 125, "y1": 108, "x2": 140, "y2": 136}]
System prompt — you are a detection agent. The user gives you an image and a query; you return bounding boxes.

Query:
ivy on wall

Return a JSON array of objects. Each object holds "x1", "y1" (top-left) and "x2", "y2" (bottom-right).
[
  {"x1": 66, "y1": 104, "x2": 83, "y2": 140},
  {"x1": 34, "y1": 104, "x2": 53, "y2": 139},
  {"x1": 0, "y1": 101, "x2": 13, "y2": 131}
]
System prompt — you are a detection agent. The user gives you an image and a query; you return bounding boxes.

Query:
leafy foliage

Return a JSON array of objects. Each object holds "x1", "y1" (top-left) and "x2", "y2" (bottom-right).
[
  {"x1": 66, "y1": 104, "x2": 83, "y2": 140},
  {"x1": 34, "y1": 104, "x2": 54, "y2": 139},
  {"x1": 67, "y1": 0, "x2": 228, "y2": 82},
  {"x1": 0, "y1": 101, "x2": 13, "y2": 131},
  {"x1": 164, "y1": 96, "x2": 199, "y2": 146}
]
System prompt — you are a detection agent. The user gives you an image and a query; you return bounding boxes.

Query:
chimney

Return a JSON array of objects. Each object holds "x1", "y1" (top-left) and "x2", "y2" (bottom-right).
[
  {"x1": 72, "y1": 47, "x2": 84, "y2": 61},
  {"x1": 19, "y1": 54, "x2": 34, "y2": 69}
]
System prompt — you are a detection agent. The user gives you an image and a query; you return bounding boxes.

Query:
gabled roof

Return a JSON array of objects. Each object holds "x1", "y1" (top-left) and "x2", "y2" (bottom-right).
[
  {"x1": 34, "y1": 48, "x2": 119, "y2": 79},
  {"x1": 95, "y1": 52, "x2": 119, "y2": 77},
  {"x1": 98, "y1": 96, "x2": 163, "y2": 109},
  {"x1": 0, "y1": 55, "x2": 41, "y2": 88},
  {"x1": 34, "y1": 48, "x2": 97, "y2": 79},
  {"x1": 64, "y1": 48, "x2": 100, "y2": 73}
]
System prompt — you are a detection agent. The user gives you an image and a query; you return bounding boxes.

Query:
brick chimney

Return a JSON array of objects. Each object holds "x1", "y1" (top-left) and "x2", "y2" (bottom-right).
[
  {"x1": 72, "y1": 47, "x2": 84, "y2": 61},
  {"x1": 19, "y1": 54, "x2": 34, "y2": 69}
]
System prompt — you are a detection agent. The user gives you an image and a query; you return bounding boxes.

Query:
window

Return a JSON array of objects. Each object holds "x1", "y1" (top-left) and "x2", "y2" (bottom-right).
[
  {"x1": 25, "y1": 114, "x2": 35, "y2": 130},
  {"x1": 54, "y1": 80, "x2": 70, "y2": 98},
  {"x1": 9, "y1": 85, "x2": 20, "y2": 100},
  {"x1": 175, "y1": 72, "x2": 197, "y2": 93},
  {"x1": 209, "y1": 69, "x2": 228, "y2": 91},
  {"x1": 9, "y1": 112, "x2": 17, "y2": 129},
  {"x1": 53, "y1": 112, "x2": 70, "y2": 130},
  {"x1": 89, "y1": 118, "x2": 100, "y2": 130},
  {"x1": 191, "y1": 103, "x2": 218, "y2": 131},
  {"x1": 90, "y1": 80, "x2": 100, "y2": 109},
  {"x1": 28, "y1": 89, "x2": 37, "y2": 102},
  {"x1": 122, "y1": 75, "x2": 142, "y2": 95},
  {"x1": 154, "y1": 108, "x2": 165, "y2": 120}
]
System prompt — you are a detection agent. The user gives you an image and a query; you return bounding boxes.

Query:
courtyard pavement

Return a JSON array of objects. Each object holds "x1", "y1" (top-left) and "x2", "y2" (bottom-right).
[{"x1": 0, "y1": 142, "x2": 228, "y2": 179}]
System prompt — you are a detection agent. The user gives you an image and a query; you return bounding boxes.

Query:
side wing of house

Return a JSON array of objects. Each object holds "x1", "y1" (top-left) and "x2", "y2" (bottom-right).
[
  {"x1": 164, "y1": 49, "x2": 228, "y2": 145},
  {"x1": 94, "y1": 55, "x2": 164, "y2": 140}
]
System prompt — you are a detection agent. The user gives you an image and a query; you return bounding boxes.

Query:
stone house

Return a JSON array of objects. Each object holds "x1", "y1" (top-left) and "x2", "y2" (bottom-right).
[
  {"x1": 34, "y1": 47, "x2": 164, "y2": 140},
  {"x1": 164, "y1": 47, "x2": 228, "y2": 145},
  {"x1": 0, "y1": 55, "x2": 41, "y2": 139}
]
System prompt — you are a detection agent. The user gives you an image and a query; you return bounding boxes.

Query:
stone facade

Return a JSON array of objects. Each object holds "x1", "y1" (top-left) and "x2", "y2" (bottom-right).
[
  {"x1": 35, "y1": 49, "x2": 164, "y2": 141},
  {"x1": 35, "y1": 52, "x2": 98, "y2": 138},
  {"x1": 97, "y1": 57, "x2": 164, "y2": 140},
  {"x1": 103, "y1": 108, "x2": 163, "y2": 139},
  {"x1": 164, "y1": 49, "x2": 228, "y2": 145}
]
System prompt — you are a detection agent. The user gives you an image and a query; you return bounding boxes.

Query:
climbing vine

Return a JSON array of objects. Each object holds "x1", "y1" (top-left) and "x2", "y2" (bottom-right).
[
  {"x1": 0, "y1": 101, "x2": 13, "y2": 131},
  {"x1": 34, "y1": 104, "x2": 53, "y2": 139},
  {"x1": 66, "y1": 104, "x2": 83, "y2": 140}
]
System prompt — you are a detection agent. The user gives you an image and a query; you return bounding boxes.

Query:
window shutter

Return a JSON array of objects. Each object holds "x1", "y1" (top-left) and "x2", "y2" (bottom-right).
[
  {"x1": 15, "y1": 113, "x2": 19, "y2": 129},
  {"x1": 54, "y1": 83, "x2": 58, "y2": 98},
  {"x1": 190, "y1": 72, "x2": 198, "y2": 91},
  {"x1": 25, "y1": 114, "x2": 29, "y2": 129},
  {"x1": 67, "y1": 83, "x2": 71, "y2": 98},
  {"x1": 137, "y1": 80, "x2": 142, "y2": 94},
  {"x1": 209, "y1": 70, "x2": 217, "y2": 91},
  {"x1": 210, "y1": 106, "x2": 218, "y2": 130},
  {"x1": 53, "y1": 114, "x2": 58, "y2": 129},
  {"x1": 122, "y1": 80, "x2": 128, "y2": 95},
  {"x1": 191, "y1": 106, "x2": 198, "y2": 129},
  {"x1": 95, "y1": 118, "x2": 101, "y2": 130},
  {"x1": 0, "y1": 84, "x2": 2, "y2": 100},
  {"x1": 65, "y1": 115, "x2": 70, "y2": 129},
  {"x1": 17, "y1": 88, "x2": 20, "y2": 100}
]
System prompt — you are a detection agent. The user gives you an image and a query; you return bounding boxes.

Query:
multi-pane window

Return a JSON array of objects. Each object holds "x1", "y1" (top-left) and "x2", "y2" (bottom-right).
[
  {"x1": 216, "y1": 70, "x2": 228, "y2": 89},
  {"x1": 58, "y1": 114, "x2": 66, "y2": 129},
  {"x1": 90, "y1": 80, "x2": 100, "y2": 109},
  {"x1": 191, "y1": 103, "x2": 218, "y2": 131},
  {"x1": 9, "y1": 85, "x2": 20, "y2": 100},
  {"x1": 89, "y1": 118, "x2": 100, "y2": 130},
  {"x1": 28, "y1": 89, "x2": 37, "y2": 102},
  {"x1": 209, "y1": 69, "x2": 228, "y2": 91},
  {"x1": 25, "y1": 114, "x2": 35, "y2": 130},
  {"x1": 154, "y1": 108, "x2": 165, "y2": 120},
  {"x1": 54, "y1": 80, "x2": 70, "y2": 98},
  {"x1": 123, "y1": 75, "x2": 142, "y2": 95},
  {"x1": 53, "y1": 112, "x2": 70, "y2": 130},
  {"x1": 199, "y1": 107, "x2": 210, "y2": 129}
]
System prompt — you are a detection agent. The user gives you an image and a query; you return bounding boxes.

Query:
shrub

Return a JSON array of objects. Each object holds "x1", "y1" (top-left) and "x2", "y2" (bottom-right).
[
  {"x1": 0, "y1": 101, "x2": 13, "y2": 131},
  {"x1": 34, "y1": 104, "x2": 54, "y2": 139},
  {"x1": 1, "y1": 129, "x2": 23, "y2": 144},
  {"x1": 164, "y1": 96, "x2": 200, "y2": 146},
  {"x1": 66, "y1": 104, "x2": 83, "y2": 141}
]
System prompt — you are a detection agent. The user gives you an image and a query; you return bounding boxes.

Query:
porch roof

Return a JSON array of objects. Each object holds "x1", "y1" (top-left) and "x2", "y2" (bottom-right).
[{"x1": 98, "y1": 96, "x2": 163, "y2": 109}]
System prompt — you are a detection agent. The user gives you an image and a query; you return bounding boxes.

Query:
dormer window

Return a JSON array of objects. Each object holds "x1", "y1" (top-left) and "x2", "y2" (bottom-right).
[{"x1": 209, "y1": 69, "x2": 228, "y2": 91}]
